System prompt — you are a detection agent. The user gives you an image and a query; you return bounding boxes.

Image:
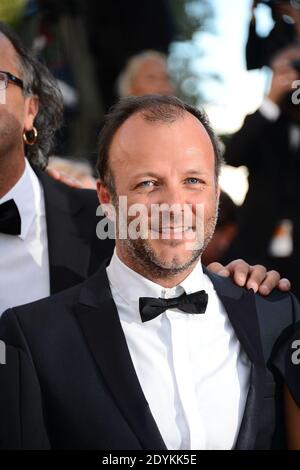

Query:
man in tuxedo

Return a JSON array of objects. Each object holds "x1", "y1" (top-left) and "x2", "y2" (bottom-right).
[
  {"x1": 225, "y1": 45, "x2": 300, "y2": 296},
  {"x1": 0, "y1": 20, "x2": 290, "y2": 316},
  {"x1": 0, "y1": 21, "x2": 116, "y2": 315},
  {"x1": 1, "y1": 95, "x2": 300, "y2": 450}
]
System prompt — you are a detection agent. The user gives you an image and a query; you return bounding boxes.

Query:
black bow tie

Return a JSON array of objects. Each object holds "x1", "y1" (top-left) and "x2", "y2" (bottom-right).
[
  {"x1": 139, "y1": 290, "x2": 208, "y2": 323},
  {"x1": 0, "y1": 199, "x2": 21, "y2": 235}
]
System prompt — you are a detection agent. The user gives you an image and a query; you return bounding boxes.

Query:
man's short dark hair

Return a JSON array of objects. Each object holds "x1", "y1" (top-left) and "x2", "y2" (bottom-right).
[
  {"x1": 0, "y1": 21, "x2": 63, "y2": 168},
  {"x1": 97, "y1": 94, "x2": 224, "y2": 192}
]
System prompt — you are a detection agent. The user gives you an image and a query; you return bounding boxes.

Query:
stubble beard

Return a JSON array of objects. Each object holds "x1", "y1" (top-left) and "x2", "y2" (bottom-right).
[{"x1": 117, "y1": 204, "x2": 219, "y2": 280}]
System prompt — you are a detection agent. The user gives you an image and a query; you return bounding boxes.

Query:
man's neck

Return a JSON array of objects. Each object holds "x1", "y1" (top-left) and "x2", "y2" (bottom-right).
[{"x1": 0, "y1": 151, "x2": 26, "y2": 199}]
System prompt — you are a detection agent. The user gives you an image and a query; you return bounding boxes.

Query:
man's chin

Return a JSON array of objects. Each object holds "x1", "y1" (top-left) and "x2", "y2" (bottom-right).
[
  {"x1": 122, "y1": 236, "x2": 203, "y2": 277},
  {"x1": 150, "y1": 235, "x2": 203, "y2": 252},
  {"x1": 147, "y1": 241, "x2": 201, "y2": 268}
]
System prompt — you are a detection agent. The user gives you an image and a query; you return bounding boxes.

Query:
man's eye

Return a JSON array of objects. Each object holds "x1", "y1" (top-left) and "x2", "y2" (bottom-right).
[
  {"x1": 185, "y1": 178, "x2": 202, "y2": 184},
  {"x1": 137, "y1": 180, "x2": 156, "y2": 189}
]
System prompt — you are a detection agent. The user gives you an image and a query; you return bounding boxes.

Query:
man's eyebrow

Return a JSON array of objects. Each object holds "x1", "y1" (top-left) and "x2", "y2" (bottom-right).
[
  {"x1": 181, "y1": 169, "x2": 209, "y2": 176},
  {"x1": 130, "y1": 172, "x2": 161, "y2": 180},
  {"x1": 130, "y1": 169, "x2": 209, "y2": 180}
]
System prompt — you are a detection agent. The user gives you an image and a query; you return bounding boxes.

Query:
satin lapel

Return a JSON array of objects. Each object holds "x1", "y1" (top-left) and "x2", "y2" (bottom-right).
[
  {"x1": 36, "y1": 169, "x2": 91, "y2": 293},
  {"x1": 204, "y1": 269, "x2": 267, "y2": 450},
  {"x1": 74, "y1": 263, "x2": 167, "y2": 450},
  {"x1": 219, "y1": 291, "x2": 267, "y2": 450}
]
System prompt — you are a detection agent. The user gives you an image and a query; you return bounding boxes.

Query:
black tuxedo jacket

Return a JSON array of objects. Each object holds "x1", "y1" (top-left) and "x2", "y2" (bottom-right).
[
  {"x1": 0, "y1": 263, "x2": 299, "y2": 450},
  {"x1": 35, "y1": 168, "x2": 115, "y2": 293},
  {"x1": 0, "y1": 345, "x2": 49, "y2": 449}
]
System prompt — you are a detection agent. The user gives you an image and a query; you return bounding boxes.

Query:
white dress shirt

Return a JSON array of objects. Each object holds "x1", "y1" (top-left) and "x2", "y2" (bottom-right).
[
  {"x1": 106, "y1": 250, "x2": 251, "y2": 450},
  {"x1": 0, "y1": 159, "x2": 50, "y2": 314}
]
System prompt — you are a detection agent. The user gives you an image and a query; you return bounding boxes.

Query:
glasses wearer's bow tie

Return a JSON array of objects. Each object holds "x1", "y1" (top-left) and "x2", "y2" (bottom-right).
[
  {"x1": 0, "y1": 199, "x2": 21, "y2": 236},
  {"x1": 139, "y1": 290, "x2": 208, "y2": 323}
]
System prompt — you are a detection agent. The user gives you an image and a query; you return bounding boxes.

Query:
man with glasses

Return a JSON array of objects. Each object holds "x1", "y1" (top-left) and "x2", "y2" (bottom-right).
[{"x1": 0, "y1": 21, "x2": 116, "y2": 316}]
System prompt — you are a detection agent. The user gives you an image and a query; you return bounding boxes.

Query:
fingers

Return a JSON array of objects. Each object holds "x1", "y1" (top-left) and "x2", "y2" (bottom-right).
[
  {"x1": 221, "y1": 261, "x2": 277, "y2": 294},
  {"x1": 245, "y1": 265, "x2": 268, "y2": 293},
  {"x1": 278, "y1": 278, "x2": 291, "y2": 292},
  {"x1": 223, "y1": 259, "x2": 251, "y2": 287},
  {"x1": 206, "y1": 262, "x2": 230, "y2": 277},
  {"x1": 249, "y1": 270, "x2": 291, "y2": 296},
  {"x1": 208, "y1": 259, "x2": 292, "y2": 295},
  {"x1": 256, "y1": 269, "x2": 280, "y2": 296},
  {"x1": 57, "y1": 172, "x2": 84, "y2": 189},
  {"x1": 46, "y1": 167, "x2": 60, "y2": 181},
  {"x1": 46, "y1": 167, "x2": 84, "y2": 188}
]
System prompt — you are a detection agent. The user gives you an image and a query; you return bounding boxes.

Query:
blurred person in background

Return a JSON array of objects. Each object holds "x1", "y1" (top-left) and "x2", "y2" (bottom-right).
[
  {"x1": 224, "y1": 44, "x2": 300, "y2": 297},
  {"x1": 247, "y1": 0, "x2": 300, "y2": 70},
  {"x1": 117, "y1": 50, "x2": 175, "y2": 98}
]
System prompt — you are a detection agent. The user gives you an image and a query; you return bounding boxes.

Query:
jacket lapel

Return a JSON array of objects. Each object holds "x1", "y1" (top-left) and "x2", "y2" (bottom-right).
[
  {"x1": 74, "y1": 262, "x2": 167, "y2": 450},
  {"x1": 36, "y1": 168, "x2": 92, "y2": 294},
  {"x1": 204, "y1": 268, "x2": 268, "y2": 450}
]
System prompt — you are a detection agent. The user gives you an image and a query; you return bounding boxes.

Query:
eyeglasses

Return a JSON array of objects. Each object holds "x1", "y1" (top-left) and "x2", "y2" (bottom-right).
[{"x1": 0, "y1": 71, "x2": 24, "y2": 91}]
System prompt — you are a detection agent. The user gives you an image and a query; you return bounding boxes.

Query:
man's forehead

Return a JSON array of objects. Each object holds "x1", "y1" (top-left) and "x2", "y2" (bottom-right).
[
  {"x1": 117, "y1": 110, "x2": 207, "y2": 136},
  {"x1": 108, "y1": 110, "x2": 214, "y2": 172}
]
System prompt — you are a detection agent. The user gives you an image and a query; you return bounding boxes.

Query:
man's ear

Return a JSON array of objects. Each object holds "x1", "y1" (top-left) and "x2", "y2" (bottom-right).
[
  {"x1": 97, "y1": 180, "x2": 112, "y2": 205},
  {"x1": 97, "y1": 180, "x2": 116, "y2": 222},
  {"x1": 24, "y1": 95, "x2": 39, "y2": 131}
]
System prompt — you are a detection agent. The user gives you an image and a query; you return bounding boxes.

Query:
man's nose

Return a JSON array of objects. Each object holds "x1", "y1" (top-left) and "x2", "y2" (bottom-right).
[{"x1": 158, "y1": 184, "x2": 187, "y2": 206}]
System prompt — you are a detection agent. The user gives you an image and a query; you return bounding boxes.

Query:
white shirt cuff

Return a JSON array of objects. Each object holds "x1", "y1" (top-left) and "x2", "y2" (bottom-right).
[{"x1": 259, "y1": 97, "x2": 281, "y2": 122}]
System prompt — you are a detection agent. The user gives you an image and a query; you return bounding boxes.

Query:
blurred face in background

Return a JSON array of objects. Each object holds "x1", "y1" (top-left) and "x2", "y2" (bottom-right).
[{"x1": 129, "y1": 58, "x2": 175, "y2": 96}]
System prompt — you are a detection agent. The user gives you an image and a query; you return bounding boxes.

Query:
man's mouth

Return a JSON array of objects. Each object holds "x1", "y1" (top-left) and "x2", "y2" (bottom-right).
[
  {"x1": 150, "y1": 226, "x2": 195, "y2": 235},
  {"x1": 161, "y1": 226, "x2": 192, "y2": 233}
]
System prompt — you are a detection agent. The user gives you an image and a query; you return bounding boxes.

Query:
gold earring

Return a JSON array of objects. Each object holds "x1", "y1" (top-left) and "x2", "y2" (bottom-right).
[{"x1": 23, "y1": 127, "x2": 38, "y2": 146}]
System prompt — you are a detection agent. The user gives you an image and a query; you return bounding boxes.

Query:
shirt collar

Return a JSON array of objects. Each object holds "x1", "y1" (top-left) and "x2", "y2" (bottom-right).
[
  {"x1": 0, "y1": 159, "x2": 41, "y2": 240},
  {"x1": 106, "y1": 248, "x2": 205, "y2": 307}
]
